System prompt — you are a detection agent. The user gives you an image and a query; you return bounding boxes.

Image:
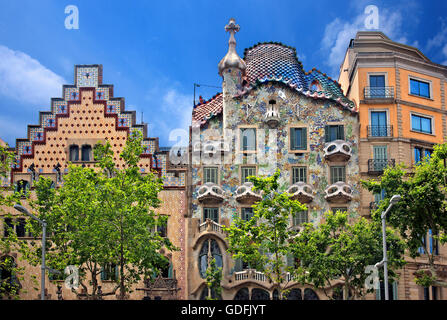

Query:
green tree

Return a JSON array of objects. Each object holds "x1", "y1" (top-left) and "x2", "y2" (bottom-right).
[
  {"x1": 205, "y1": 258, "x2": 222, "y2": 300},
  {"x1": 223, "y1": 169, "x2": 307, "y2": 298},
  {"x1": 0, "y1": 144, "x2": 27, "y2": 299},
  {"x1": 290, "y1": 210, "x2": 405, "y2": 300},
  {"x1": 362, "y1": 143, "x2": 447, "y2": 288},
  {"x1": 21, "y1": 131, "x2": 176, "y2": 299}
]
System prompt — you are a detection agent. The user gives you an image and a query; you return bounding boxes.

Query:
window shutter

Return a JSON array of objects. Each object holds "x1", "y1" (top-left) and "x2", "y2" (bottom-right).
[
  {"x1": 324, "y1": 126, "x2": 329, "y2": 142},
  {"x1": 286, "y1": 254, "x2": 294, "y2": 268},
  {"x1": 115, "y1": 265, "x2": 119, "y2": 281},
  {"x1": 100, "y1": 267, "x2": 106, "y2": 281},
  {"x1": 235, "y1": 259, "x2": 243, "y2": 272},
  {"x1": 301, "y1": 128, "x2": 307, "y2": 150},
  {"x1": 392, "y1": 282, "x2": 398, "y2": 300},
  {"x1": 290, "y1": 128, "x2": 296, "y2": 150},
  {"x1": 168, "y1": 264, "x2": 173, "y2": 278},
  {"x1": 338, "y1": 125, "x2": 344, "y2": 140}
]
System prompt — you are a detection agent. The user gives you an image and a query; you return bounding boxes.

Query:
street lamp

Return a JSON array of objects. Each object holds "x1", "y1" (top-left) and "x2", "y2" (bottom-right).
[
  {"x1": 376, "y1": 194, "x2": 401, "y2": 300},
  {"x1": 13, "y1": 204, "x2": 47, "y2": 300}
]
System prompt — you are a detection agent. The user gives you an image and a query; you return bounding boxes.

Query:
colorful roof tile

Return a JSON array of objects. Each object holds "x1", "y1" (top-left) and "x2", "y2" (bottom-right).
[{"x1": 192, "y1": 93, "x2": 223, "y2": 125}]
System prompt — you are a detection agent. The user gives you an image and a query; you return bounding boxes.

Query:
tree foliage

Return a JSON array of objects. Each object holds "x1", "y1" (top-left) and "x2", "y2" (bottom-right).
[
  {"x1": 205, "y1": 258, "x2": 222, "y2": 300},
  {"x1": 290, "y1": 210, "x2": 406, "y2": 300},
  {"x1": 362, "y1": 143, "x2": 447, "y2": 287},
  {"x1": 223, "y1": 169, "x2": 307, "y2": 297},
  {"x1": 0, "y1": 145, "x2": 28, "y2": 299},
  {"x1": 20, "y1": 131, "x2": 176, "y2": 299}
]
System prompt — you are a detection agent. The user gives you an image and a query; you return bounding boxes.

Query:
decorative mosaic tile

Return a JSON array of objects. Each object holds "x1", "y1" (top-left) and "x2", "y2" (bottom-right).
[
  {"x1": 76, "y1": 66, "x2": 99, "y2": 87},
  {"x1": 95, "y1": 87, "x2": 109, "y2": 100}
]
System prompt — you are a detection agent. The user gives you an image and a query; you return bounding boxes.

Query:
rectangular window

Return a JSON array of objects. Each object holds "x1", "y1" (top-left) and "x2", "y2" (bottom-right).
[
  {"x1": 241, "y1": 207, "x2": 254, "y2": 221},
  {"x1": 370, "y1": 111, "x2": 388, "y2": 136},
  {"x1": 290, "y1": 127, "x2": 307, "y2": 151},
  {"x1": 369, "y1": 75, "x2": 386, "y2": 98},
  {"x1": 292, "y1": 210, "x2": 308, "y2": 226},
  {"x1": 203, "y1": 207, "x2": 219, "y2": 223},
  {"x1": 411, "y1": 114, "x2": 432, "y2": 134},
  {"x1": 414, "y1": 147, "x2": 423, "y2": 164},
  {"x1": 3, "y1": 218, "x2": 13, "y2": 237},
  {"x1": 101, "y1": 263, "x2": 118, "y2": 281},
  {"x1": 325, "y1": 125, "x2": 344, "y2": 142},
  {"x1": 410, "y1": 78, "x2": 430, "y2": 98},
  {"x1": 240, "y1": 128, "x2": 256, "y2": 151},
  {"x1": 203, "y1": 167, "x2": 218, "y2": 184},
  {"x1": 241, "y1": 166, "x2": 256, "y2": 183},
  {"x1": 292, "y1": 167, "x2": 307, "y2": 184},
  {"x1": 330, "y1": 166, "x2": 346, "y2": 184},
  {"x1": 156, "y1": 218, "x2": 168, "y2": 238}
]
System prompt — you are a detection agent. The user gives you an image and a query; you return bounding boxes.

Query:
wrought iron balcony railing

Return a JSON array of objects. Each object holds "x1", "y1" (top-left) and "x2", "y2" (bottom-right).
[
  {"x1": 367, "y1": 159, "x2": 395, "y2": 174},
  {"x1": 367, "y1": 125, "x2": 393, "y2": 138},
  {"x1": 364, "y1": 86, "x2": 394, "y2": 99}
]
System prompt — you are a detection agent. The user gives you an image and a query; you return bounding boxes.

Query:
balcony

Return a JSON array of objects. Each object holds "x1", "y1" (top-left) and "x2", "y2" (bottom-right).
[
  {"x1": 367, "y1": 125, "x2": 393, "y2": 138},
  {"x1": 232, "y1": 269, "x2": 269, "y2": 283},
  {"x1": 363, "y1": 86, "x2": 394, "y2": 101},
  {"x1": 198, "y1": 219, "x2": 226, "y2": 235},
  {"x1": 367, "y1": 159, "x2": 395, "y2": 174},
  {"x1": 235, "y1": 182, "x2": 262, "y2": 203},
  {"x1": 197, "y1": 182, "x2": 225, "y2": 203},
  {"x1": 286, "y1": 182, "x2": 314, "y2": 203},
  {"x1": 323, "y1": 140, "x2": 352, "y2": 162},
  {"x1": 324, "y1": 182, "x2": 353, "y2": 203}
]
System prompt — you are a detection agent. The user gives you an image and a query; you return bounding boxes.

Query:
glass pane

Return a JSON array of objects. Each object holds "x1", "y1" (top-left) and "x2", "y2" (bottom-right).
[
  {"x1": 420, "y1": 82, "x2": 430, "y2": 98},
  {"x1": 410, "y1": 79, "x2": 419, "y2": 95},
  {"x1": 294, "y1": 129, "x2": 302, "y2": 149},
  {"x1": 421, "y1": 117, "x2": 431, "y2": 133},
  {"x1": 241, "y1": 129, "x2": 256, "y2": 151}
]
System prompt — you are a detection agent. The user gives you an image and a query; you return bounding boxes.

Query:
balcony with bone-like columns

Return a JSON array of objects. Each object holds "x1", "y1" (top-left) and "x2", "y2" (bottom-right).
[
  {"x1": 323, "y1": 140, "x2": 352, "y2": 162},
  {"x1": 234, "y1": 182, "x2": 262, "y2": 203},
  {"x1": 286, "y1": 182, "x2": 314, "y2": 203},
  {"x1": 197, "y1": 182, "x2": 225, "y2": 203},
  {"x1": 324, "y1": 181, "x2": 353, "y2": 203}
]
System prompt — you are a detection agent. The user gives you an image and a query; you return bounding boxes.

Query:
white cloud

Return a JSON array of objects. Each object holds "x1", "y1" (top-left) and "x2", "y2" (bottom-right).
[
  {"x1": 145, "y1": 86, "x2": 192, "y2": 146},
  {"x1": 321, "y1": 6, "x2": 414, "y2": 77},
  {"x1": 426, "y1": 19, "x2": 447, "y2": 65},
  {"x1": 0, "y1": 45, "x2": 66, "y2": 106},
  {"x1": 442, "y1": 44, "x2": 447, "y2": 65}
]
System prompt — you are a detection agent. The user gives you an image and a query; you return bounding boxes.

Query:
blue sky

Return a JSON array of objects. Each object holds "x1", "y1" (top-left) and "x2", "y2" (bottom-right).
[{"x1": 0, "y1": 0, "x2": 446, "y2": 147}]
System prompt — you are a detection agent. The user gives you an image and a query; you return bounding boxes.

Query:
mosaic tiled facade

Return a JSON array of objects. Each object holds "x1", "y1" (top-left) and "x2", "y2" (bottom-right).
[
  {"x1": 187, "y1": 19, "x2": 360, "y2": 300},
  {"x1": 0, "y1": 65, "x2": 187, "y2": 300}
]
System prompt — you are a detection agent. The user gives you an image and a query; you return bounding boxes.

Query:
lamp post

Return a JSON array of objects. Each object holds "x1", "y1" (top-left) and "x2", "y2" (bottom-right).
[
  {"x1": 375, "y1": 194, "x2": 401, "y2": 300},
  {"x1": 13, "y1": 204, "x2": 47, "y2": 300}
]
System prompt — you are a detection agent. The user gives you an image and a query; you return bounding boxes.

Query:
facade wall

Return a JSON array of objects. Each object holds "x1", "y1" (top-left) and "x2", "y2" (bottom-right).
[
  {"x1": 189, "y1": 42, "x2": 360, "y2": 300},
  {"x1": 339, "y1": 31, "x2": 447, "y2": 300},
  {"x1": 0, "y1": 65, "x2": 187, "y2": 300}
]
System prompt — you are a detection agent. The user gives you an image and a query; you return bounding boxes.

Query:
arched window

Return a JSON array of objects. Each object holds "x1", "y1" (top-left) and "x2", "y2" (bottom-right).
[
  {"x1": 198, "y1": 239, "x2": 223, "y2": 278},
  {"x1": 81, "y1": 145, "x2": 92, "y2": 161},
  {"x1": 69, "y1": 145, "x2": 79, "y2": 162},
  {"x1": 286, "y1": 288, "x2": 303, "y2": 300},
  {"x1": 0, "y1": 256, "x2": 21, "y2": 297},
  {"x1": 272, "y1": 289, "x2": 279, "y2": 300},
  {"x1": 199, "y1": 240, "x2": 209, "y2": 278},
  {"x1": 199, "y1": 287, "x2": 221, "y2": 300},
  {"x1": 310, "y1": 80, "x2": 322, "y2": 92},
  {"x1": 234, "y1": 287, "x2": 249, "y2": 300},
  {"x1": 240, "y1": 128, "x2": 256, "y2": 151},
  {"x1": 303, "y1": 288, "x2": 319, "y2": 300},
  {"x1": 251, "y1": 288, "x2": 270, "y2": 300}
]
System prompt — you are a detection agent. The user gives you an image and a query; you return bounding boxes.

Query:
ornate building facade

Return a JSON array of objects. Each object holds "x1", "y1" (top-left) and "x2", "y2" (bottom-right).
[
  {"x1": 338, "y1": 31, "x2": 447, "y2": 300},
  {"x1": 187, "y1": 19, "x2": 360, "y2": 300},
  {"x1": 0, "y1": 65, "x2": 187, "y2": 300}
]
